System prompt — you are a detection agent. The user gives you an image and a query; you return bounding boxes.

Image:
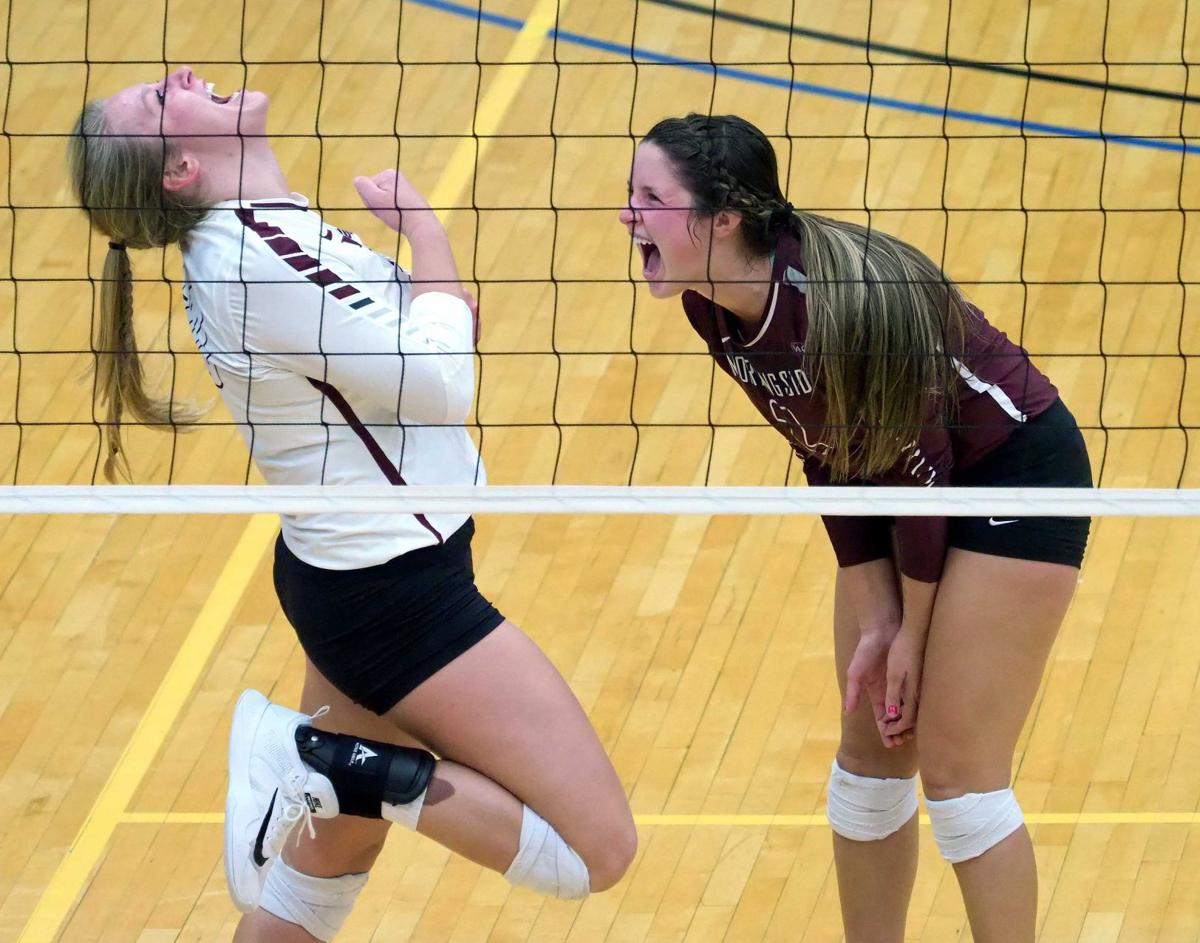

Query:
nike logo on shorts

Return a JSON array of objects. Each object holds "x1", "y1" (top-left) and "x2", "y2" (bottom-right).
[{"x1": 988, "y1": 517, "x2": 1019, "y2": 526}]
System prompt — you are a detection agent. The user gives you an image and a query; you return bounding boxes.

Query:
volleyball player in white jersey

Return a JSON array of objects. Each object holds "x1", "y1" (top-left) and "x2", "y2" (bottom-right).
[{"x1": 69, "y1": 67, "x2": 635, "y2": 941}]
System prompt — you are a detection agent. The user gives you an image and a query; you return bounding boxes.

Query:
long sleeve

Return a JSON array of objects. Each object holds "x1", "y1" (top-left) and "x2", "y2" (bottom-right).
[
  {"x1": 234, "y1": 249, "x2": 475, "y2": 426},
  {"x1": 871, "y1": 428, "x2": 954, "y2": 583},
  {"x1": 803, "y1": 425, "x2": 953, "y2": 583},
  {"x1": 802, "y1": 454, "x2": 894, "y2": 569}
]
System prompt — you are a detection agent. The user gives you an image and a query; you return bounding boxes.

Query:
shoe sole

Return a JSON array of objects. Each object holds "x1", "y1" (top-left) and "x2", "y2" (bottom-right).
[{"x1": 225, "y1": 689, "x2": 271, "y2": 913}]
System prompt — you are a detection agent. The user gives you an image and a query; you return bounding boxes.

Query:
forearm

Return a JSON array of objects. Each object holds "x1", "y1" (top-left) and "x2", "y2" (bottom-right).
[
  {"x1": 898, "y1": 574, "x2": 937, "y2": 641},
  {"x1": 405, "y1": 217, "x2": 464, "y2": 300},
  {"x1": 839, "y1": 558, "x2": 903, "y2": 636}
]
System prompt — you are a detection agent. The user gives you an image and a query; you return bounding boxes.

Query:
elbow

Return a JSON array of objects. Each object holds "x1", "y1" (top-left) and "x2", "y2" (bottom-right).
[
  {"x1": 398, "y1": 356, "x2": 474, "y2": 427},
  {"x1": 441, "y1": 382, "x2": 474, "y2": 425},
  {"x1": 439, "y1": 354, "x2": 475, "y2": 424}
]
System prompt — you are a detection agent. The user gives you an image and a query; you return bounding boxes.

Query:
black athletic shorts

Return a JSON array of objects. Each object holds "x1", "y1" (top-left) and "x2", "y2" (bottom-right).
[
  {"x1": 947, "y1": 398, "x2": 1092, "y2": 568},
  {"x1": 273, "y1": 518, "x2": 506, "y2": 715}
]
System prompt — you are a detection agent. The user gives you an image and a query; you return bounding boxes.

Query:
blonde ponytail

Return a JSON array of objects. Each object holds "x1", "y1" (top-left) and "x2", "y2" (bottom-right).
[
  {"x1": 69, "y1": 100, "x2": 208, "y2": 480},
  {"x1": 790, "y1": 211, "x2": 966, "y2": 480}
]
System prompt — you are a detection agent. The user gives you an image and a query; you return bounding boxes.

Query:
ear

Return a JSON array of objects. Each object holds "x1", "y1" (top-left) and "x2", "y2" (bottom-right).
[
  {"x1": 162, "y1": 151, "x2": 200, "y2": 193},
  {"x1": 711, "y1": 208, "x2": 743, "y2": 240}
]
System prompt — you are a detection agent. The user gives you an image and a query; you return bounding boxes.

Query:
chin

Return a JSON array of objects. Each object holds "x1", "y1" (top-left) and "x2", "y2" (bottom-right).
[
  {"x1": 647, "y1": 279, "x2": 685, "y2": 299},
  {"x1": 237, "y1": 93, "x2": 269, "y2": 125}
]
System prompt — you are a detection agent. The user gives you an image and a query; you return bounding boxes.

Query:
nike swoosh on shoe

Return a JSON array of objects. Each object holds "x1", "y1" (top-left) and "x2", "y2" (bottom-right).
[{"x1": 253, "y1": 789, "x2": 278, "y2": 867}]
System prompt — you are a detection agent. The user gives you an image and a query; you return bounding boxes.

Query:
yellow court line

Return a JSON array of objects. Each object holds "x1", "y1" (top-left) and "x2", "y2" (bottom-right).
[
  {"x1": 120, "y1": 811, "x2": 1200, "y2": 828},
  {"x1": 635, "y1": 813, "x2": 1200, "y2": 827},
  {"x1": 18, "y1": 3, "x2": 569, "y2": 939},
  {"x1": 122, "y1": 812, "x2": 227, "y2": 825},
  {"x1": 17, "y1": 514, "x2": 279, "y2": 943},
  {"x1": 425, "y1": 0, "x2": 564, "y2": 213}
]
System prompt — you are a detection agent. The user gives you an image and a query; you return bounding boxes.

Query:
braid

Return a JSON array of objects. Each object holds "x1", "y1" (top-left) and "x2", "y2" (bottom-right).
[
  {"x1": 648, "y1": 114, "x2": 791, "y2": 257},
  {"x1": 69, "y1": 100, "x2": 208, "y2": 480}
]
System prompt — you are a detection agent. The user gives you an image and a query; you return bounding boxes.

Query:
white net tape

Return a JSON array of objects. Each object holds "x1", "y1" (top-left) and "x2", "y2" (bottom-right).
[{"x1": 0, "y1": 486, "x2": 1197, "y2": 516}]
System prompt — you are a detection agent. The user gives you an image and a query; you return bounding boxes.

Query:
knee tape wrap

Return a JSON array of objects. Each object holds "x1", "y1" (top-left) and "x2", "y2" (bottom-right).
[
  {"x1": 503, "y1": 805, "x2": 590, "y2": 900},
  {"x1": 925, "y1": 788, "x2": 1024, "y2": 863},
  {"x1": 259, "y1": 858, "x2": 368, "y2": 942},
  {"x1": 825, "y1": 759, "x2": 918, "y2": 842}
]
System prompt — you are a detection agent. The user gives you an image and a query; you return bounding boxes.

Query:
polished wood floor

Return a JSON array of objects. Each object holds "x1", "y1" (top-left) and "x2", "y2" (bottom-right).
[{"x1": 1, "y1": 0, "x2": 1199, "y2": 939}]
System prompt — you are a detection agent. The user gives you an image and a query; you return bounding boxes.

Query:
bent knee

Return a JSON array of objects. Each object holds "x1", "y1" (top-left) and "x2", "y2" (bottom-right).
[{"x1": 581, "y1": 811, "x2": 638, "y2": 892}]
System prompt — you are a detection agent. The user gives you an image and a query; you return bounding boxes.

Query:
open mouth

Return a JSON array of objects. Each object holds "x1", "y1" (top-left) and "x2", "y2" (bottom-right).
[
  {"x1": 204, "y1": 80, "x2": 241, "y2": 105},
  {"x1": 634, "y1": 235, "x2": 662, "y2": 279}
]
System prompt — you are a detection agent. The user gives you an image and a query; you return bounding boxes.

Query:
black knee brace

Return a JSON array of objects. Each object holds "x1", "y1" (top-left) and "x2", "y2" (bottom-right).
[{"x1": 295, "y1": 726, "x2": 436, "y2": 819}]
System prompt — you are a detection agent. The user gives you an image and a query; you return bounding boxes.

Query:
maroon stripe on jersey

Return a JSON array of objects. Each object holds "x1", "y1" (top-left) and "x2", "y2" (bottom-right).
[
  {"x1": 249, "y1": 201, "x2": 307, "y2": 209},
  {"x1": 236, "y1": 209, "x2": 283, "y2": 239},
  {"x1": 265, "y1": 235, "x2": 303, "y2": 256},
  {"x1": 236, "y1": 208, "x2": 374, "y2": 307},
  {"x1": 283, "y1": 253, "x2": 320, "y2": 272},
  {"x1": 309, "y1": 268, "x2": 342, "y2": 287},
  {"x1": 306, "y1": 377, "x2": 444, "y2": 545}
]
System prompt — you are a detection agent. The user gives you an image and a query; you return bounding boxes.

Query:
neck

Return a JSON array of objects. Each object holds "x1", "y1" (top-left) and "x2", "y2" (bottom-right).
[
  {"x1": 205, "y1": 139, "x2": 292, "y2": 202},
  {"x1": 693, "y1": 250, "x2": 775, "y2": 328}
]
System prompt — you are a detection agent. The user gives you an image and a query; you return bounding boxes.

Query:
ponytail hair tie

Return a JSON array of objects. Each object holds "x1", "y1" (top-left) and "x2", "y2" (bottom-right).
[
  {"x1": 768, "y1": 201, "x2": 795, "y2": 230},
  {"x1": 108, "y1": 241, "x2": 126, "y2": 251}
]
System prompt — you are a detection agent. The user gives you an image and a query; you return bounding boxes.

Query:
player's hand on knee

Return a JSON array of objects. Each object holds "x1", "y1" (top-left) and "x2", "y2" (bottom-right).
[
  {"x1": 843, "y1": 628, "x2": 891, "y2": 719},
  {"x1": 353, "y1": 169, "x2": 435, "y2": 237},
  {"x1": 880, "y1": 628, "x2": 924, "y2": 747}
]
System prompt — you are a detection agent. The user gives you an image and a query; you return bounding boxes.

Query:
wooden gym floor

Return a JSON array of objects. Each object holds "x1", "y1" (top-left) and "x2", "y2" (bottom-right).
[{"x1": 1, "y1": 0, "x2": 1199, "y2": 939}]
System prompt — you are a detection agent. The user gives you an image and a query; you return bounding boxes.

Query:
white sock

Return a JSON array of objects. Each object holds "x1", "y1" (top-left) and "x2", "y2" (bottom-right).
[{"x1": 380, "y1": 785, "x2": 428, "y2": 830}]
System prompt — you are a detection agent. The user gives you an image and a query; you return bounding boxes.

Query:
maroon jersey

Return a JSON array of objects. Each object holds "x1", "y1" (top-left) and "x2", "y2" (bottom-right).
[{"x1": 682, "y1": 232, "x2": 1058, "y2": 582}]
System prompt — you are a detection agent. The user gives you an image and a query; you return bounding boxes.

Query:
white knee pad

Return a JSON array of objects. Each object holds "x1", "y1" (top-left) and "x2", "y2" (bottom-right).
[
  {"x1": 503, "y1": 805, "x2": 590, "y2": 900},
  {"x1": 826, "y1": 759, "x2": 919, "y2": 842},
  {"x1": 925, "y1": 788, "x2": 1025, "y2": 864},
  {"x1": 259, "y1": 857, "x2": 369, "y2": 942}
]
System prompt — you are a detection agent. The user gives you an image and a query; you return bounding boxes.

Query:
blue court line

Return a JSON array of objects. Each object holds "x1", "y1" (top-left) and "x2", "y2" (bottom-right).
[{"x1": 410, "y1": 0, "x2": 1199, "y2": 156}]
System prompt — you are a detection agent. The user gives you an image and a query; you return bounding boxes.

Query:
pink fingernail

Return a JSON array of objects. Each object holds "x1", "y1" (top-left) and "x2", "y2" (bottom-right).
[{"x1": 887, "y1": 705, "x2": 899, "y2": 717}]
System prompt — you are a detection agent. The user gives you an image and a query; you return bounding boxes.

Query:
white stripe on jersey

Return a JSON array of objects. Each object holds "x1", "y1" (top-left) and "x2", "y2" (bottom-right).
[
  {"x1": 742, "y1": 283, "x2": 781, "y2": 348},
  {"x1": 182, "y1": 194, "x2": 483, "y2": 569},
  {"x1": 952, "y1": 357, "x2": 1027, "y2": 423}
]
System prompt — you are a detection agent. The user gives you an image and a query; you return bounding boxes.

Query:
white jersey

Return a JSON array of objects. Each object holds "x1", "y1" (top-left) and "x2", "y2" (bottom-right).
[{"x1": 182, "y1": 194, "x2": 483, "y2": 569}]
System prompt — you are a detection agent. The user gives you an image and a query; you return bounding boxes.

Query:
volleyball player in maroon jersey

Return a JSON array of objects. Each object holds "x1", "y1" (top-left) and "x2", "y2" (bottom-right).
[{"x1": 620, "y1": 114, "x2": 1090, "y2": 943}]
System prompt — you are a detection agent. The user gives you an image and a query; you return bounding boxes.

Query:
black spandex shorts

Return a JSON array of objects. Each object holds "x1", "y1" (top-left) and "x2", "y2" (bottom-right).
[
  {"x1": 947, "y1": 398, "x2": 1092, "y2": 568},
  {"x1": 273, "y1": 518, "x2": 506, "y2": 715}
]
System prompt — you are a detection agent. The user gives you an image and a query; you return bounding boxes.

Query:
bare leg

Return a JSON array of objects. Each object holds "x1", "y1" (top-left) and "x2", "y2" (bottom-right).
[
  {"x1": 918, "y1": 549, "x2": 1078, "y2": 943},
  {"x1": 831, "y1": 570, "x2": 919, "y2": 943},
  {"x1": 388, "y1": 621, "x2": 637, "y2": 890},
  {"x1": 235, "y1": 661, "x2": 414, "y2": 941},
  {"x1": 235, "y1": 623, "x2": 635, "y2": 941}
]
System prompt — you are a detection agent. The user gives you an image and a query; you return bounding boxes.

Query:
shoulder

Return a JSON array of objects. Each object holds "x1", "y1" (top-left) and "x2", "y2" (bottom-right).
[
  {"x1": 187, "y1": 203, "x2": 312, "y2": 271},
  {"x1": 958, "y1": 301, "x2": 1003, "y2": 348},
  {"x1": 682, "y1": 289, "x2": 715, "y2": 327},
  {"x1": 215, "y1": 204, "x2": 382, "y2": 285},
  {"x1": 232, "y1": 203, "x2": 326, "y2": 259}
]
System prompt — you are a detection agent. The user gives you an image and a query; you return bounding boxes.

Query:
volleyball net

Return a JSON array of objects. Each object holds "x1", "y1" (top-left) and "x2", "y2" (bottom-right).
[{"x1": 2, "y1": 0, "x2": 1198, "y2": 516}]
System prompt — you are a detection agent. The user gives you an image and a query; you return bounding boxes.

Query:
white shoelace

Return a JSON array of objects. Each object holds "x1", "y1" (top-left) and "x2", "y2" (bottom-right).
[{"x1": 276, "y1": 705, "x2": 331, "y2": 851}]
